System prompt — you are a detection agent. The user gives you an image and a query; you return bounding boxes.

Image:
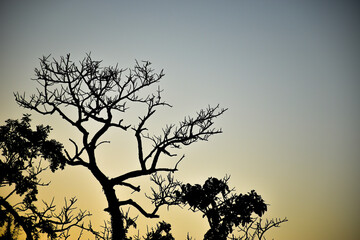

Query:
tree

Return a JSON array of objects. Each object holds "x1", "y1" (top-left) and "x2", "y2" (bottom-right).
[
  {"x1": 15, "y1": 54, "x2": 227, "y2": 239},
  {"x1": 138, "y1": 221, "x2": 174, "y2": 240},
  {"x1": 0, "y1": 115, "x2": 94, "y2": 239},
  {"x1": 146, "y1": 174, "x2": 287, "y2": 240},
  {"x1": 233, "y1": 217, "x2": 288, "y2": 240},
  {"x1": 169, "y1": 176, "x2": 287, "y2": 240}
]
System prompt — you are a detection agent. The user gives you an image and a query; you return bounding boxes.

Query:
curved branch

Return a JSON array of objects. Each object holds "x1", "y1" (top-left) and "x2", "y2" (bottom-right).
[
  {"x1": 0, "y1": 197, "x2": 34, "y2": 240},
  {"x1": 110, "y1": 165, "x2": 180, "y2": 185},
  {"x1": 119, "y1": 182, "x2": 141, "y2": 192},
  {"x1": 64, "y1": 139, "x2": 89, "y2": 168},
  {"x1": 117, "y1": 199, "x2": 159, "y2": 218}
]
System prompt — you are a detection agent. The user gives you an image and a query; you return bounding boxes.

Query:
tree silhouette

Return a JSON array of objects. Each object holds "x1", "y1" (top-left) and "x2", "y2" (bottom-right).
[
  {"x1": 138, "y1": 221, "x2": 174, "y2": 240},
  {"x1": 0, "y1": 115, "x2": 95, "y2": 239},
  {"x1": 162, "y1": 175, "x2": 287, "y2": 240},
  {"x1": 234, "y1": 217, "x2": 288, "y2": 240},
  {"x1": 15, "y1": 54, "x2": 227, "y2": 239}
]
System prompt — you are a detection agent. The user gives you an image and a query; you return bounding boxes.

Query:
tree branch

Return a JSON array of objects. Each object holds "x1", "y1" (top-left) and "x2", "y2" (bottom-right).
[
  {"x1": 110, "y1": 164, "x2": 180, "y2": 186},
  {"x1": 0, "y1": 197, "x2": 34, "y2": 240},
  {"x1": 116, "y1": 199, "x2": 160, "y2": 218}
]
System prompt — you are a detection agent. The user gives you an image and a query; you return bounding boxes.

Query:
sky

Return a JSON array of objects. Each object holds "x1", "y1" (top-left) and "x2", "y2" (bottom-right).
[{"x1": 1, "y1": 0, "x2": 359, "y2": 239}]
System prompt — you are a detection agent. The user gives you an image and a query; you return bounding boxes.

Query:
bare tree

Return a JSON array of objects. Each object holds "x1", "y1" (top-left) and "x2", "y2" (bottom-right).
[
  {"x1": 15, "y1": 54, "x2": 227, "y2": 239},
  {"x1": 234, "y1": 217, "x2": 288, "y2": 240}
]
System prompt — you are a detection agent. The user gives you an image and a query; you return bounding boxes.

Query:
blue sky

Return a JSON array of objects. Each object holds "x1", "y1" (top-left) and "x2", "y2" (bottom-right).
[{"x1": 1, "y1": 1, "x2": 359, "y2": 239}]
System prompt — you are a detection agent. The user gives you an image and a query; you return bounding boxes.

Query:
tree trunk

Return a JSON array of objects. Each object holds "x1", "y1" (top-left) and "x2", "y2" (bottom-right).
[
  {"x1": 87, "y1": 150, "x2": 127, "y2": 239},
  {"x1": 103, "y1": 186, "x2": 126, "y2": 240}
]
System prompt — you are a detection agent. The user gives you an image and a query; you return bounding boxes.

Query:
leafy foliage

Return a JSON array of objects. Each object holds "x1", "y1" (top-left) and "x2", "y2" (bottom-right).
[
  {"x1": 146, "y1": 174, "x2": 286, "y2": 240},
  {"x1": 0, "y1": 115, "x2": 93, "y2": 240},
  {"x1": 176, "y1": 176, "x2": 267, "y2": 240},
  {"x1": 141, "y1": 221, "x2": 174, "y2": 240},
  {"x1": 0, "y1": 114, "x2": 66, "y2": 204}
]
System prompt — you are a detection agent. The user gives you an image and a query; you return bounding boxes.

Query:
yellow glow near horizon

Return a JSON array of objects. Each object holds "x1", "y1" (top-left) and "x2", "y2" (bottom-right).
[{"x1": 1, "y1": 1, "x2": 360, "y2": 239}]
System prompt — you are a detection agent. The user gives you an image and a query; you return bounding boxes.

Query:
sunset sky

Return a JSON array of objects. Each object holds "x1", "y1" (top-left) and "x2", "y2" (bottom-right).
[{"x1": 1, "y1": 1, "x2": 359, "y2": 239}]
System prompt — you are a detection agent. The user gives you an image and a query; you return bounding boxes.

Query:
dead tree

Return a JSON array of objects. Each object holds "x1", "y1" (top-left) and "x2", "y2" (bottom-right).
[{"x1": 15, "y1": 54, "x2": 227, "y2": 239}]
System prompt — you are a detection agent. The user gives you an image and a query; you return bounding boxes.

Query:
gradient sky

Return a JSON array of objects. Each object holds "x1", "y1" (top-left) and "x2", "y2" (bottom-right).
[{"x1": 1, "y1": 1, "x2": 359, "y2": 239}]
